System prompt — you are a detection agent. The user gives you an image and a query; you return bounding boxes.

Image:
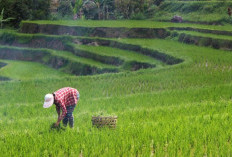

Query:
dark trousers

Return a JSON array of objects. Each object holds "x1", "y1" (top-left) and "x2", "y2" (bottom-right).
[{"x1": 63, "y1": 105, "x2": 76, "y2": 128}]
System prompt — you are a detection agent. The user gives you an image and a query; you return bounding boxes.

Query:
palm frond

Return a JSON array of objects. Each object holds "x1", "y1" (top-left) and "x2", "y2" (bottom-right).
[{"x1": 2, "y1": 18, "x2": 15, "y2": 22}]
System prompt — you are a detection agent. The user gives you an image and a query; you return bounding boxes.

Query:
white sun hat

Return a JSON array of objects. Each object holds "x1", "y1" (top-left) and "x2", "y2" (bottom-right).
[{"x1": 43, "y1": 94, "x2": 54, "y2": 108}]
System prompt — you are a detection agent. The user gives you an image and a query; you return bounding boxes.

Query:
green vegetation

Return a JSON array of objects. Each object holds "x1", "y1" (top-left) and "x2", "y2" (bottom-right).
[
  {"x1": 0, "y1": 0, "x2": 51, "y2": 28},
  {"x1": 0, "y1": 60, "x2": 70, "y2": 80},
  {"x1": 0, "y1": 9, "x2": 14, "y2": 29},
  {"x1": 0, "y1": 18, "x2": 232, "y2": 156},
  {"x1": 22, "y1": 20, "x2": 232, "y2": 31},
  {"x1": 2, "y1": 0, "x2": 232, "y2": 29},
  {"x1": 155, "y1": 1, "x2": 232, "y2": 24},
  {"x1": 178, "y1": 30, "x2": 232, "y2": 41},
  {"x1": 76, "y1": 45, "x2": 164, "y2": 67},
  {"x1": 58, "y1": 0, "x2": 74, "y2": 18},
  {"x1": 0, "y1": 45, "x2": 119, "y2": 75},
  {"x1": 49, "y1": 48, "x2": 117, "y2": 69},
  {"x1": 174, "y1": 31, "x2": 232, "y2": 50},
  {"x1": 0, "y1": 28, "x2": 173, "y2": 73}
]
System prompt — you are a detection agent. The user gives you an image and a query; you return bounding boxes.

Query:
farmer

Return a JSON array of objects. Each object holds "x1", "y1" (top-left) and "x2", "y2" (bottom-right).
[{"x1": 43, "y1": 87, "x2": 80, "y2": 128}]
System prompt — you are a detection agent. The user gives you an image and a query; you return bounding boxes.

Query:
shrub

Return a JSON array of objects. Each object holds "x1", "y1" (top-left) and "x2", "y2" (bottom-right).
[{"x1": 131, "y1": 12, "x2": 146, "y2": 20}]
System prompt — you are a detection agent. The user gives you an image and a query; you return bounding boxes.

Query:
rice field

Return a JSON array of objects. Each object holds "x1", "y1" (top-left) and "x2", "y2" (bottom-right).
[{"x1": 0, "y1": 20, "x2": 232, "y2": 156}]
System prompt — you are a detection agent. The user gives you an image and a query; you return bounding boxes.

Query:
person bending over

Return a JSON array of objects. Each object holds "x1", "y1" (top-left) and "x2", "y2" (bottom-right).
[{"x1": 43, "y1": 87, "x2": 80, "y2": 128}]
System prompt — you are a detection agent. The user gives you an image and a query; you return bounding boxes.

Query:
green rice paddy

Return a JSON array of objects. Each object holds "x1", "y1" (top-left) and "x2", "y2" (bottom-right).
[
  {"x1": 178, "y1": 30, "x2": 232, "y2": 41},
  {"x1": 0, "y1": 19, "x2": 232, "y2": 156},
  {"x1": 0, "y1": 60, "x2": 70, "y2": 80}
]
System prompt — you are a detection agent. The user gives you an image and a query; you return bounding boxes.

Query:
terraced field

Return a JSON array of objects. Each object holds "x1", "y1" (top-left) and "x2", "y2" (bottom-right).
[
  {"x1": 0, "y1": 20, "x2": 232, "y2": 156},
  {"x1": 0, "y1": 28, "x2": 182, "y2": 76}
]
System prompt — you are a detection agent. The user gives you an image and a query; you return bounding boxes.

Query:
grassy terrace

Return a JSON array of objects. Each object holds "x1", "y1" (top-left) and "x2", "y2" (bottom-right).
[
  {"x1": 0, "y1": 45, "x2": 117, "y2": 69},
  {"x1": 48, "y1": 49, "x2": 117, "y2": 69},
  {"x1": 119, "y1": 38, "x2": 232, "y2": 60},
  {"x1": 75, "y1": 45, "x2": 164, "y2": 67},
  {"x1": 0, "y1": 30, "x2": 170, "y2": 72},
  {"x1": 0, "y1": 60, "x2": 70, "y2": 80},
  {"x1": 0, "y1": 29, "x2": 74, "y2": 44},
  {"x1": 155, "y1": 12, "x2": 227, "y2": 23},
  {"x1": 0, "y1": 45, "x2": 119, "y2": 77},
  {"x1": 22, "y1": 20, "x2": 232, "y2": 31},
  {"x1": 178, "y1": 30, "x2": 232, "y2": 41}
]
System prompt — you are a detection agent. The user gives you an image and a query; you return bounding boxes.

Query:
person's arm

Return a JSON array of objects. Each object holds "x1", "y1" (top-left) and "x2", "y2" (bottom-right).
[
  {"x1": 55, "y1": 105, "x2": 60, "y2": 116},
  {"x1": 53, "y1": 93, "x2": 60, "y2": 118},
  {"x1": 55, "y1": 105, "x2": 61, "y2": 126},
  {"x1": 55, "y1": 103, "x2": 67, "y2": 126}
]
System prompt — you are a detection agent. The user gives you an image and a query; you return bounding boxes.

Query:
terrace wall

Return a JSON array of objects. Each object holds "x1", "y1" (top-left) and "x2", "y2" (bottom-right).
[{"x1": 20, "y1": 23, "x2": 170, "y2": 39}]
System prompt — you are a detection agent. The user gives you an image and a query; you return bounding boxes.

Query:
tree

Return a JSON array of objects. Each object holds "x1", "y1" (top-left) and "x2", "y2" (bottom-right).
[
  {"x1": 115, "y1": 0, "x2": 154, "y2": 19},
  {"x1": 115, "y1": 0, "x2": 134, "y2": 19},
  {"x1": 94, "y1": 0, "x2": 114, "y2": 20},
  {"x1": 95, "y1": 0, "x2": 103, "y2": 19},
  {"x1": 0, "y1": 0, "x2": 51, "y2": 28},
  {"x1": 31, "y1": 0, "x2": 51, "y2": 20},
  {"x1": 82, "y1": 0, "x2": 98, "y2": 19},
  {"x1": 58, "y1": 0, "x2": 74, "y2": 17},
  {"x1": 0, "y1": 9, "x2": 14, "y2": 29},
  {"x1": 10, "y1": 1, "x2": 32, "y2": 28},
  {"x1": 104, "y1": 0, "x2": 115, "y2": 19}
]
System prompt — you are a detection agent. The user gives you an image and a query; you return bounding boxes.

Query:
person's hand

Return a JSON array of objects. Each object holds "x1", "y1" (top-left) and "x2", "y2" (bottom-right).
[
  {"x1": 54, "y1": 122, "x2": 59, "y2": 127},
  {"x1": 50, "y1": 122, "x2": 59, "y2": 129}
]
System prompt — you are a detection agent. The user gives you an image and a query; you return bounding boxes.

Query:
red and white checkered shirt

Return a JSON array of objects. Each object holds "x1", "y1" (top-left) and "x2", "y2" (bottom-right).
[{"x1": 54, "y1": 87, "x2": 79, "y2": 118}]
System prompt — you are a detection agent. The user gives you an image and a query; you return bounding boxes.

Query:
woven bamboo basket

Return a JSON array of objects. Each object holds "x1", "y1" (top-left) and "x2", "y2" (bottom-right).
[{"x1": 92, "y1": 116, "x2": 117, "y2": 128}]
